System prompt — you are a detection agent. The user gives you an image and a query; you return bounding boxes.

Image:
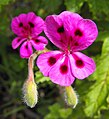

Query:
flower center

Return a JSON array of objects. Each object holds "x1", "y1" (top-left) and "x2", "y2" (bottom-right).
[{"x1": 28, "y1": 36, "x2": 32, "y2": 40}]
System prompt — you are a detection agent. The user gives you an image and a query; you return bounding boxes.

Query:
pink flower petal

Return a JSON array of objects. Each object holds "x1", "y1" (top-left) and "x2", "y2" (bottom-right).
[
  {"x1": 37, "y1": 51, "x2": 63, "y2": 76},
  {"x1": 49, "y1": 55, "x2": 75, "y2": 86},
  {"x1": 11, "y1": 12, "x2": 44, "y2": 37},
  {"x1": 12, "y1": 37, "x2": 26, "y2": 49},
  {"x1": 27, "y1": 12, "x2": 44, "y2": 36},
  {"x1": 71, "y1": 19, "x2": 98, "y2": 51},
  {"x1": 30, "y1": 36, "x2": 48, "y2": 50},
  {"x1": 44, "y1": 15, "x2": 67, "y2": 50},
  {"x1": 20, "y1": 41, "x2": 33, "y2": 58},
  {"x1": 44, "y1": 11, "x2": 83, "y2": 50},
  {"x1": 59, "y1": 11, "x2": 83, "y2": 32},
  {"x1": 11, "y1": 14, "x2": 27, "y2": 36},
  {"x1": 69, "y1": 52, "x2": 96, "y2": 79}
]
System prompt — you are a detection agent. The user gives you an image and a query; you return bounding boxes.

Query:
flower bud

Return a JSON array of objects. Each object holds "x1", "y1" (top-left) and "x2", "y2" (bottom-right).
[
  {"x1": 22, "y1": 79, "x2": 38, "y2": 108},
  {"x1": 64, "y1": 86, "x2": 78, "y2": 108}
]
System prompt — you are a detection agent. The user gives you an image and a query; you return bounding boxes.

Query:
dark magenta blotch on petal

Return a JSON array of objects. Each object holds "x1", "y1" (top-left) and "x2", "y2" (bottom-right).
[
  {"x1": 17, "y1": 38, "x2": 21, "y2": 42},
  {"x1": 35, "y1": 39, "x2": 40, "y2": 44},
  {"x1": 28, "y1": 22, "x2": 34, "y2": 28},
  {"x1": 48, "y1": 57, "x2": 56, "y2": 66},
  {"x1": 76, "y1": 59, "x2": 84, "y2": 68},
  {"x1": 25, "y1": 44, "x2": 28, "y2": 49},
  {"x1": 75, "y1": 29, "x2": 83, "y2": 36},
  {"x1": 57, "y1": 26, "x2": 64, "y2": 33},
  {"x1": 74, "y1": 42, "x2": 79, "y2": 46},
  {"x1": 19, "y1": 22, "x2": 23, "y2": 27},
  {"x1": 60, "y1": 65, "x2": 68, "y2": 74}
]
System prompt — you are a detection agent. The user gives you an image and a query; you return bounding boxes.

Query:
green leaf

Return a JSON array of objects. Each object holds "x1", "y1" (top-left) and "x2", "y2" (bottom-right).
[
  {"x1": 84, "y1": 80, "x2": 108, "y2": 117},
  {"x1": 87, "y1": 0, "x2": 109, "y2": 20},
  {"x1": 0, "y1": 0, "x2": 15, "y2": 11},
  {"x1": 84, "y1": 37, "x2": 109, "y2": 117},
  {"x1": 35, "y1": 71, "x2": 50, "y2": 84},
  {"x1": 65, "y1": 0, "x2": 85, "y2": 12},
  {"x1": 95, "y1": 31, "x2": 109, "y2": 42},
  {"x1": 59, "y1": 108, "x2": 72, "y2": 119},
  {"x1": 37, "y1": 0, "x2": 62, "y2": 17},
  {"x1": 102, "y1": 36, "x2": 109, "y2": 55},
  {"x1": 44, "y1": 103, "x2": 72, "y2": 119},
  {"x1": 44, "y1": 103, "x2": 61, "y2": 119}
]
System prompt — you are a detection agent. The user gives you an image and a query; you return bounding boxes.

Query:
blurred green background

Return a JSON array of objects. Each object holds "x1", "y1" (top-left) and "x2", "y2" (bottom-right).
[{"x1": 0, "y1": 0, "x2": 109, "y2": 119}]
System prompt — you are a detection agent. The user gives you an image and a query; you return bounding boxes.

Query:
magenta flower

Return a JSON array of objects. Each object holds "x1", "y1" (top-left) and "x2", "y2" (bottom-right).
[
  {"x1": 37, "y1": 11, "x2": 98, "y2": 86},
  {"x1": 11, "y1": 12, "x2": 48, "y2": 58}
]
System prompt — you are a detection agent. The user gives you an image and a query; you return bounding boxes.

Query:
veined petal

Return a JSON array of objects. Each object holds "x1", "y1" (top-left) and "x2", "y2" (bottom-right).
[
  {"x1": 11, "y1": 13, "x2": 27, "y2": 36},
  {"x1": 20, "y1": 41, "x2": 33, "y2": 58},
  {"x1": 44, "y1": 15, "x2": 68, "y2": 50},
  {"x1": 59, "y1": 11, "x2": 82, "y2": 32},
  {"x1": 69, "y1": 52, "x2": 96, "y2": 79},
  {"x1": 44, "y1": 11, "x2": 83, "y2": 50},
  {"x1": 49, "y1": 55, "x2": 75, "y2": 86},
  {"x1": 27, "y1": 12, "x2": 44, "y2": 36},
  {"x1": 12, "y1": 37, "x2": 26, "y2": 49},
  {"x1": 37, "y1": 51, "x2": 63, "y2": 76},
  {"x1": 11, "y1": 12, "x2": 44, "y2": 37},
  {"x1": 30, "y1": 36, "x2": 48, "y2": 50},
  {"x1": 71, "y1": 19, "x2": 98, "y2": 51}
]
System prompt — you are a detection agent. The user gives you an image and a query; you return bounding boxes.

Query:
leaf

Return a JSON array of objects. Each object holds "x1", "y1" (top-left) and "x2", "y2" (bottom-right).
[
  {"x1": 95, "y1": 31, "x2": 109, "y2": 42},
  {"x1": 44, "y1": 103, "x2": 61, "y2": 119},
  {"x1": 65, "y1": 0, "x2": 109, "y2": 20},
  {"x1": 59, "y1": 108, "x2": 72, "y2": 119},
  {"x1": 37, "y1": 0, "x2": 62, "y2": 17},
  {"x1": 84, "y1": 80, "x2": 108, "y2": 117},
  {"x1": 0, "y1": 0, "x2": 15, "y2": 11},
  {"x1": 64, "y1": 0, "x2": 85, "y2": 12},
  {"x1": 84, "y1": 37, "x2": 109, "y2": 117},
  {"x1": 35, "y1": 71, "x2": 50, "y2": 84},
  {"x1": 87, "y1": 0, "x2": 109, "y2": 20},
  {"x1": 102, "y1": 36, "x2": 109, "y2": 55},
  {"x1": 44, "y1": 103, "x2": 72, "y2": 119}
]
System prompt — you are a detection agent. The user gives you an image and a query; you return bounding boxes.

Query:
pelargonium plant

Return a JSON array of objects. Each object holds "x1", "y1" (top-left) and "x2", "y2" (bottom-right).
[{"x1": 11, "y1": 11, "x2": 98, "y2": 108}]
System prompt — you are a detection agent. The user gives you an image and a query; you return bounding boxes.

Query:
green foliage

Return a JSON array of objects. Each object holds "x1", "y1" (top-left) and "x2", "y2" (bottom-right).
[
  {"x1": 87, "y1": 0, "x2": 109, "y2": 20},
  {"x1": 35, "y1": 71, "x2": 50, "y2": 84},
  {"x1": 0, "y1": 0, "x2": 15, "y2": 11},
  {"x1": 44, "y1": 103, "x2": 72, "y2": 119},
  {"x1": 84, "y1": 37, "x2": 109, "y2": 117},
  {"x1": 65, "y1": 0, "x2": 109, "y2": 20},
  {"x1": 64, "y1": 0, "x2": 85, "y2": 13}
]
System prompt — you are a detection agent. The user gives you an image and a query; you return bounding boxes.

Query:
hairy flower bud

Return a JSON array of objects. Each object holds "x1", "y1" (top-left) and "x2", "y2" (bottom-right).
[
  {"x1": 22, "y1": 79, "x2": 38, "y2": 108},
  {"x1": 64, "y1": 86, "x2": 78, "y2": 108}
]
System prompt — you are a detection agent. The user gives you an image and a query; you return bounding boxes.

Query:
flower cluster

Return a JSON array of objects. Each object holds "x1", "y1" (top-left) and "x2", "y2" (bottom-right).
[
  {"x1": 11, "y1": 12, "x2": 48, "y2": 58},
  {"x1": 37, "y1": 11, "x2": 98, "y2": 86},
  {"x1": 11, "y1": 11, "x2": 98, "y2": 86}
]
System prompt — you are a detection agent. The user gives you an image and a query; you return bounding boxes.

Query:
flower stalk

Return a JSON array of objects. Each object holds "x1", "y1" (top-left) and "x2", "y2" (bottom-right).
[{"x1": 22, "y1": 51, "x2": 38, "y2": 108}]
